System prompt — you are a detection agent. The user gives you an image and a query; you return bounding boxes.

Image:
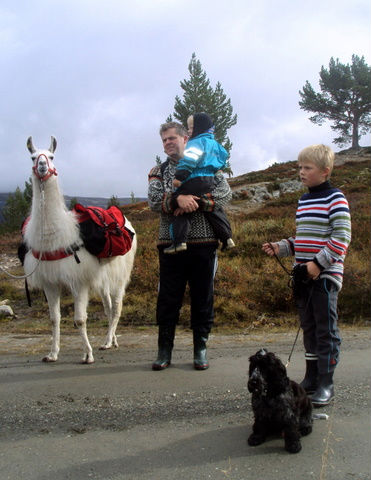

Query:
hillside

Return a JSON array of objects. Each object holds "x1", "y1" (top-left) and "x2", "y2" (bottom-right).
[
  {"x1": 0, "y1": 148, "x2": 370, "y2": 333},
  {"x1": 226, "y1": 146, "x2": 371, "y2": 213}
]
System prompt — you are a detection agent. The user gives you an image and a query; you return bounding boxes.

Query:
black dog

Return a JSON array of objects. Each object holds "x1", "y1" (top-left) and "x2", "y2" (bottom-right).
[{"x1": 247, "y1": 348, "x2": 313, "y2": 453}]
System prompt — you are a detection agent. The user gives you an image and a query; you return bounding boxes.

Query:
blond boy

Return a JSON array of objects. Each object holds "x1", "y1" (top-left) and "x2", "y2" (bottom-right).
[{"x1": 262, "y1": 144, "x2": 351, "y2": 407}]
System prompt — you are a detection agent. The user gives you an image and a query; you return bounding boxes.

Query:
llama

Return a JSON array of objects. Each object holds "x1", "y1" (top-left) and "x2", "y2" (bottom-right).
[{"x1": 23, "y1": 136, "x2": 137, "y2": 364}]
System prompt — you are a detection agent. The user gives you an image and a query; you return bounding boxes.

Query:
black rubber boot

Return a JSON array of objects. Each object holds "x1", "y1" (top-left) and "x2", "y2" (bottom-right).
[
  {"x1": 311, "y1": 372, "x2": 334, "y2": 407},
  {"x1": 152, "y1": 325, "x2": 175, "y2": 371},
  {"x1": 193, "y1": 332, "x2": 209, "y2": 370},
  {"x1": 300, "y1": 354, "x2": 319, "y2": 394}
]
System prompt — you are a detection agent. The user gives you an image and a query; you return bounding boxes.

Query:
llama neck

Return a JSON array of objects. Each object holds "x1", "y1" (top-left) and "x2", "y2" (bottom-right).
[{"x1": 25, "y1": 177, "x2": 80, "y2": 252}]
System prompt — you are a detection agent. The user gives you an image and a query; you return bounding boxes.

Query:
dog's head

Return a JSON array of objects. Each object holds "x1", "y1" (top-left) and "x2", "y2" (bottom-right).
[{"x1": 248, "y1": 348, "x2": 289, "y2": 397}]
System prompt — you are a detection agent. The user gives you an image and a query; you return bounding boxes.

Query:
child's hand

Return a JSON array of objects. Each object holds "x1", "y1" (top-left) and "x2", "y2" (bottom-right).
[
  {"x1": 306, "y1": 261, "x2": 321, "y2": 280},
  {"x1": 262, "y1": 242, "x2": 279, "y2": 256},
  {"x1": 173, "y1": 179, "x2": 181, "y2": 188}
]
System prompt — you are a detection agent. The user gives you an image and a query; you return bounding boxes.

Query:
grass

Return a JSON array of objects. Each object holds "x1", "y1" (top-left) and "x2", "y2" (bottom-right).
[{"x1": 0, "y1": 157, "x2": 370, "y2": 333}]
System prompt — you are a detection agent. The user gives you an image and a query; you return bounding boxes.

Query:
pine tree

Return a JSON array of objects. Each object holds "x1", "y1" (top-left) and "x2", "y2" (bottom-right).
[
  {"x1": 68, "y1": 197, "x2": 78, "y2": 210},
  {"x1": 130, "y1": 191, "x2": 137, "y2": 204},
  {"x1": 107, "y1": 195, "x2": 120, "y2": 207},
  {"x1": 171, "y1": 53, "x2": 237, "y2": 173},
  {"x1": 2, "y1": 187, "x2": 30, "y2": 232},
  {"x1": 299, "y1": 55, "x2": 371, "y2": 149}
]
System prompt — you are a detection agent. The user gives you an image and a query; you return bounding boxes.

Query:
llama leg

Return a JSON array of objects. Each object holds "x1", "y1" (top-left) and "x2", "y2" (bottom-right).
[
  {"x1": 99, "y1": 289, "x2": 115, "y2": 350},
  {"x1": 100, "y1": 289, "x2": 123, "y2": 350},
  {"x1": 43, "y1": 286, "x2": 61, "y2": 362},
  {"x1": 74, "y1": 287, "x2": 94, "y2": 364}
]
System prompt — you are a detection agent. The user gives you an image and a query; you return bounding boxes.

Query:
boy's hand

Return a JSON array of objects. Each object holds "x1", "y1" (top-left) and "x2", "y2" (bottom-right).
[
  {"x1": 306, "y1": 261, "x2": 321, "y2": 280},
  {"x1": 173, "y1": 179, "x2": 181, "y2": 188},
  {"x1": 262, "y1": 242, "x2": 279, "y2": 256}
]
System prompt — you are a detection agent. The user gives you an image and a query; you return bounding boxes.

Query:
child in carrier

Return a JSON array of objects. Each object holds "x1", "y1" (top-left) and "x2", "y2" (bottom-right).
[{"x1": 164, "y1": 112, "x2": 235, "y2": 254}]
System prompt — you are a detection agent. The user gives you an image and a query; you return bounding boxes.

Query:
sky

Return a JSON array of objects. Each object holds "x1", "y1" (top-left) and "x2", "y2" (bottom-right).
[{"x1": 1, "y1": 0, "x2": 370, "y2": 198}]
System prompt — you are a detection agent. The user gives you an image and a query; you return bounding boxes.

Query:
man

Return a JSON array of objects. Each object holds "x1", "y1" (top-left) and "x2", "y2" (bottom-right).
[{"x1": 148, "y1": 121, "x2": 232, "y2": 371}]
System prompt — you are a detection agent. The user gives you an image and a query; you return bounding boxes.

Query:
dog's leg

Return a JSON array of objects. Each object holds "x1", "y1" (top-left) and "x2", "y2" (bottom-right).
[
  {"x1": 299, "y1": 410, "x2": 313, "y2": 436},
  {"x1": 247, "y1": 420, "x2": 267, "y2": 446},
  {"x1": 283, "y1": 424, "x2": 302, "y2": 453}
]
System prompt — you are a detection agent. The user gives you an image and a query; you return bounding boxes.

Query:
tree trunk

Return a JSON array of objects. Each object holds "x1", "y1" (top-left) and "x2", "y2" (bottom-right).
[{"x1": 352, "y1": 117, "x2": 360, "y2": 149}]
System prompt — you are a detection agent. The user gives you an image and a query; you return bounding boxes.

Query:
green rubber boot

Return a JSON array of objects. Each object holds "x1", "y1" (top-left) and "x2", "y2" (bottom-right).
[
  {"x1": 193, "y1": 332, "x2": 209, "y2": 370},
  {"x1": 152, "y1": 325, "x2": 175, "y2": 371}
]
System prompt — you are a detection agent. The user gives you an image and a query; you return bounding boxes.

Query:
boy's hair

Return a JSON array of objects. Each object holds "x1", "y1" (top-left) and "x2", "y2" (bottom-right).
[
  {"x1": 298, "y1": 144, "x2": 335, "y2": 177},
  {"x1": 159, "y1": 121, "x2": 187, "y2": 137}
]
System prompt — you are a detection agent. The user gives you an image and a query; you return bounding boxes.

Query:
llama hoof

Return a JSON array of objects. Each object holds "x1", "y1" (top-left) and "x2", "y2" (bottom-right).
[
  {"x1": 81, "y1": 354, "x2": 94, "y2": 364},
  {"x1": 99, "y1": 344, "x2": 112, "y2": 350},
  {"x1": 42, "y1": 355, "x2": 57, "y2": 362}
]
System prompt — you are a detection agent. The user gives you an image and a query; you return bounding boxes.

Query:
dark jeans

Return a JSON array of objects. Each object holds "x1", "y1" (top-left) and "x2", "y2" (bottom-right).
[
  {"x1": 296, "y1": 278, "x2": 341, "y2": 374},
  {"x1": 156, "y1": 245, "x2": 217, "y2": 335}
]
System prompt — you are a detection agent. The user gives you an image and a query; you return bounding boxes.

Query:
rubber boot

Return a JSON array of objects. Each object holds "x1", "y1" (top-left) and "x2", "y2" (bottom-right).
[
  {"x1": 193, "y1": 332, "x2": 209, "y2": 370},
  {"x1": 311, "y1": 372, "x2": 334, "y2": 407},
  {"x1": 152, "y1": 325, "x2": 175, "y2": 371},
  {"x1": 300, "y1": 353, "x2": 319, "y2": 394}
]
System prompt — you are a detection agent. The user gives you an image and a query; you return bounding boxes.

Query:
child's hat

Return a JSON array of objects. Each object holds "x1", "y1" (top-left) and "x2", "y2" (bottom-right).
[{"x1": 191, "y1": 112, "x2": 214, "y2": 138}]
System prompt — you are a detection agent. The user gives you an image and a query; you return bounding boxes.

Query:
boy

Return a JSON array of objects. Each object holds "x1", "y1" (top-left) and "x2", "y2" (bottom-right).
[
  {"x1": 163, "y1": 112, "x2": 235, "y2": 254},
  {"x1": 262, "y1": 144, "x2": 351, "y2": 407}
]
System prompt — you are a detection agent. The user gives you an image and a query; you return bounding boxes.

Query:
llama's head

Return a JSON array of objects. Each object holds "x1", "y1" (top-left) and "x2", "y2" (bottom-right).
[{"x1": 27, "y1": 136, "x2": 58, "y2": 183}]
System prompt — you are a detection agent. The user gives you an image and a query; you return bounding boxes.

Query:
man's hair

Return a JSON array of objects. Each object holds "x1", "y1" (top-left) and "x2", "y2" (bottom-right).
[
  {"x1": 298, "y1": 144, "x2": 335, "y2": 177},
  {"x1": 159, "y1": 121, "x2": 187, "y2": 137}
]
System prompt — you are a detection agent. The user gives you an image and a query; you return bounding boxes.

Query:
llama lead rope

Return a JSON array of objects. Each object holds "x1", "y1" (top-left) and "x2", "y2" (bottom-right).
[{"x1": 0, "y1": 185, "x2": 45, "y2": 280}]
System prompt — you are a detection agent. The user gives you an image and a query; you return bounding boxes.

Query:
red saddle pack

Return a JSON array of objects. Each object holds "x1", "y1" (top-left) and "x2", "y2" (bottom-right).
[{"x1": 73, "y1": 204, "x2": 134, "y2": 258}]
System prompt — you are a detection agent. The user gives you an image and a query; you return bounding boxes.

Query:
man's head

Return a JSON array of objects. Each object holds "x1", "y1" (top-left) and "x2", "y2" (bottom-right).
[
  {"x1": 159, "y1": 122, "x2": 188, "y2": 160},
  {"x1": 298, "y1": 144, "x2": 334, "y2": 188}
]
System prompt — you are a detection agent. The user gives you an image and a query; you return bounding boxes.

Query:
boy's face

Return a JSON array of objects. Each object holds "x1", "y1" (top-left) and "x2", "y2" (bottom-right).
[
  {"x1": 187, "y1": 116, "x2": 194, "y2": 137},
  {"x1": 298, "y1": 161, "x2": 330, "y2": 188}
]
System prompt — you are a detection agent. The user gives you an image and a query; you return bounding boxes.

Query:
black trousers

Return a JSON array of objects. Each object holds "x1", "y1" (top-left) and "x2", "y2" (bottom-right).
[
  {"x1": 156, "y1": 245, "x2": 217, "y2": 335},
  {"x1": 296, "y1": 278, "x2": 341, "y2": 374}
]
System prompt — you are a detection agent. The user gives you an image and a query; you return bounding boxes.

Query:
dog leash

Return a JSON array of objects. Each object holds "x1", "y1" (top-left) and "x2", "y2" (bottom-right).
[{"x1": 267, "y1": 242, "x2": 308, "y2": 368}]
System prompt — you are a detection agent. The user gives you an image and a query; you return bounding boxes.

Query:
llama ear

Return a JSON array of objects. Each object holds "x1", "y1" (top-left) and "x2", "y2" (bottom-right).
[
  {"x1": 27, "y1": 136, "x2": 36, "y2": 154},
  {"x1": 49, "y1": 136, "x2": 57, "y2": 153}
]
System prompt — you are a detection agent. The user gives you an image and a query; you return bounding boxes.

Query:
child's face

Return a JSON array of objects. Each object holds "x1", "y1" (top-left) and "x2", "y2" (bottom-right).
[
  {"x1": 298, "y1": 161, "x2": 330, "y2": 188},
  {"x1": 187, "y1": 116, "x2": 194, "y2": 137}
]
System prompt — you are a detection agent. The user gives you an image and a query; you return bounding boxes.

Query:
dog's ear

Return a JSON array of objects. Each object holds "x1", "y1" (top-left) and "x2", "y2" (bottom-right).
[{"x1": 266, "y1": 353, "x2": 290, "y2": 395}]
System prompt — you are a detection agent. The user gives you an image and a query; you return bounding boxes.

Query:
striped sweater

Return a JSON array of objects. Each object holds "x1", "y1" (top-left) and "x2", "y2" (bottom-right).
[{"x1": 277, "y1": 181, "x2": 351, "y2": 289}]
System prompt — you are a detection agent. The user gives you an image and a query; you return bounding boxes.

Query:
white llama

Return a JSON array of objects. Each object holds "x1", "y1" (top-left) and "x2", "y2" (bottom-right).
[{"x1": 23, "y1": 136, "x2": 137, "y2": 364}]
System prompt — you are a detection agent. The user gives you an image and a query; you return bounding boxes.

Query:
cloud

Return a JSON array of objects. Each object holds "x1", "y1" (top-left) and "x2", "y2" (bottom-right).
[{"x1": 0, "y1": 0, "x2": 370, "y2": 198}]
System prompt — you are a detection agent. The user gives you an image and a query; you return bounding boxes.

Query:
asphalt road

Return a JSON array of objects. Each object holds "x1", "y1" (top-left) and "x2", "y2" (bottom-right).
[{"x1": 0, "y1": 328, "x2": 370, "y2": 480}]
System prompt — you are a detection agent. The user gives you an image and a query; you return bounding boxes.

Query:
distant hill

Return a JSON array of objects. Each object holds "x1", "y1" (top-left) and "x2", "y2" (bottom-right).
[
  {"x1": 0, "y1": 194, "x2": 147, "y2": 223},
  {"x1": 63, "y1": 196, "x2": 147, "y2": 209}
]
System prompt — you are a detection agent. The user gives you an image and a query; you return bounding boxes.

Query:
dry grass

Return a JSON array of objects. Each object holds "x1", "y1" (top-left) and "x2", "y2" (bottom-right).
[{"x1": 0, "y1": 159, "x2": 369, "y2": 333}]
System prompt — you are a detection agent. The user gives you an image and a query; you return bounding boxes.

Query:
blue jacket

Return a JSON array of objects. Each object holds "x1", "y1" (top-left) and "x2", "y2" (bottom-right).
[{"x1": 175, "y1": 133, "x2": 228, "y2": 182}]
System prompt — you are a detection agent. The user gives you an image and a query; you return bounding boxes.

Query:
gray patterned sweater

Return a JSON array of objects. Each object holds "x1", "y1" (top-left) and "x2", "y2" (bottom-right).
[{"x1": 148, "y1": 158, "x2": 232, "y2": 247}]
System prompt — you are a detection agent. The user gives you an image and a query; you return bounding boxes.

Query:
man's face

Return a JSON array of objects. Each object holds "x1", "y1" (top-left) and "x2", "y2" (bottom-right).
[{"x1": 161, "y1": 128, "x2": 188, "y2": 160}]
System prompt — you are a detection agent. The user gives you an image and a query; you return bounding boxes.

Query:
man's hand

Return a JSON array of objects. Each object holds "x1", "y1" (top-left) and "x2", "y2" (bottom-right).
[
  {"x1": 176, "y1": 194, "x2": 199, "y2": 213},
  {"x1": 173, "y1": 179, "x2": 181, "y2": 188}
]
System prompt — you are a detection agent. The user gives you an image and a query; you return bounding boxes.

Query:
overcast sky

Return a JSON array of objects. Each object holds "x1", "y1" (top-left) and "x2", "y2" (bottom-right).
[{"x1": 1, "y1": 0, "x2": 370, "y2": 197}]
